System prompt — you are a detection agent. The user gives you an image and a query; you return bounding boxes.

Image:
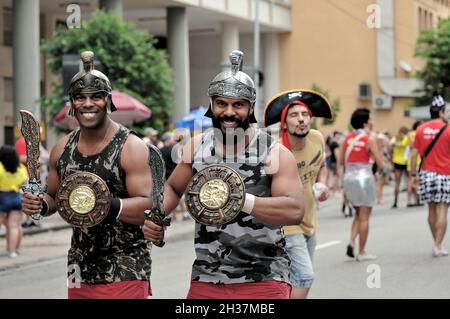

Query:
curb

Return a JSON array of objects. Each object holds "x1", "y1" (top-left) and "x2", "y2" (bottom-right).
[{"x1": 0, "y1": 224, "x2": 72, "y2": 238}]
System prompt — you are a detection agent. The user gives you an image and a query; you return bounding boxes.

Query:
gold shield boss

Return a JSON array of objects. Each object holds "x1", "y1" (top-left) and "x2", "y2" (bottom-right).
[
  {"x1": 184, "y1": 165, "x2": 245, "y2": 226},
  {"x1": 56, "y1": 172, "x2": 111, "y2": 228}
]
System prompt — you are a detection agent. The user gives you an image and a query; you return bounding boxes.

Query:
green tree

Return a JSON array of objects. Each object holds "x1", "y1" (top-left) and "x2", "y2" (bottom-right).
[
  {"x1": 414, "y1": 18, "x2": 450, "y2": 105},
  {"x1": 41, "y1": 10, "x2": 173, "y2": 134},
  {"x1": 310, "y1": 84, "x2": 340, "y2": 128}
]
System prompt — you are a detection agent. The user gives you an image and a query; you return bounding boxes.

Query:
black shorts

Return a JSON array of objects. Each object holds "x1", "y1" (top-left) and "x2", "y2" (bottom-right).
[{"x1": 393, "y1": 163, "x2": 407, "y2": 171}]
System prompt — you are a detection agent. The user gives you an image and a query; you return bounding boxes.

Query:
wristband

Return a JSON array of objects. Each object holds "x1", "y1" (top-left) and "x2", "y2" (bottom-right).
[
  {"x1": 242, "y1": 193, "x2": 256, "y2": 214},
  {"x1": 109, "y1": 198, "x2": 123, "y2": 220},
  {"x1": 40, "y1": 200, "x2": 49, "y2": 217}
]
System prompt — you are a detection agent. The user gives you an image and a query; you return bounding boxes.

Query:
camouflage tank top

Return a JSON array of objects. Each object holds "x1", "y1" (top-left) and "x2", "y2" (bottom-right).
[
  {"x1": 191, "y1": 128, "x2": 290, "y2": 284},
  {"x1": 57, "y1": 125, "x2": 152, "y2": 284}
]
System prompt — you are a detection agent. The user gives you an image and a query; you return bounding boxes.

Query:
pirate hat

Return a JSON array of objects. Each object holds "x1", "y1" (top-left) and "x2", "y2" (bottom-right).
[{"x1": 263, "y1": 89, "x2": 332, "y2": 127}]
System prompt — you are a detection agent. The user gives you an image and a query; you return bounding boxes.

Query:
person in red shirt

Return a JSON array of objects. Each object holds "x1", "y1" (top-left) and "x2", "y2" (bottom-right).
[
  {"x1": 339, "y1": 108, "x2": 385, "y2": 261},
  {"x1": 15, "y1": 136, "x2": 27, "y2": 166},
  {"x1": 410, "y1": 94, "x2": 450, "y2": 257}
]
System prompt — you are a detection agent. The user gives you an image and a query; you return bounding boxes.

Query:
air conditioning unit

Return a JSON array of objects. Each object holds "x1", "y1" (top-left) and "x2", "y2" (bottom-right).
[
  {"x1": 358, "y1": 82, "x2": 372, "y2": 100},
  {"x1": 373, "y1": 94, "x2": 393, "y2": 110}
]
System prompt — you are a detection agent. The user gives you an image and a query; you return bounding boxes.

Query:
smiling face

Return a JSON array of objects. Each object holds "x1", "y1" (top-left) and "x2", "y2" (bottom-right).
[
  {"x1": 72, "y1": 92, "x2": 108, "y2": 129},
  {"x1": 285, "y1": 104, "x2": 312, "y2": 138},
  {"x1": 211, "y1": 96, "x2": 252, "y2": 133}
]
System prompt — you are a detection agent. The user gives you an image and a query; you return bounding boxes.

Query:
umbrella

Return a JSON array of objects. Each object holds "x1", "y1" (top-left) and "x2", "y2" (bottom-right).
[
  {"x1": 174, "y1": 106, "x2": 212, "y2": 132},
  {"x1": 54, "y1": 91, "x2": 151, "y2": 130}
]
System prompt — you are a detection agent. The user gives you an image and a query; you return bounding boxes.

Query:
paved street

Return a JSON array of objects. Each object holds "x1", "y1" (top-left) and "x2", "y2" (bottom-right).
[{"x1": 1, "y1": 187, "x2": 449, "y2": 299}]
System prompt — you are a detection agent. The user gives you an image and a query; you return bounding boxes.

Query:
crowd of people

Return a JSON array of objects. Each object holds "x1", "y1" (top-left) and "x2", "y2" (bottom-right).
[
  {"x1": 325, "y1": 120, "x2": 426, "y2": 213},
  {"x1": 1, "y1": 49, "x2": 448, "y2": 299}
]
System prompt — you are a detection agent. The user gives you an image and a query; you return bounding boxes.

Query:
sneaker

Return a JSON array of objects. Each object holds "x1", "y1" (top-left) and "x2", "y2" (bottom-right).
[
  {"x1": 346, "y1": 244, "x2": 355, "y2": 258},
  {"x1": 433, "y1": 247, "x2": 439, "y2": 257},
  {"x1": 8, "y1": 251, "x2": 18, "y2": 258},
  {"x1": 356, "y1": 253, "x2": 377, "y2": 261},
  {"x1": 433, "y1": 247, "x2": 449, "y2": 257}
]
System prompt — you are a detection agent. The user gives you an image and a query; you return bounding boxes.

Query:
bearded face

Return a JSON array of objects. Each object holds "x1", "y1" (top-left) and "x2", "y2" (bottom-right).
[{"x1": 210, "y1": 96, "x2": 253, "y2": 145}]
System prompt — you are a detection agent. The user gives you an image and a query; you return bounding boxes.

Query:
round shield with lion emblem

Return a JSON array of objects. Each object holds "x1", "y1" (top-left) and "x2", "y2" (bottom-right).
[
  {"x1": 55, "y1": 172, "x2": 111, "y2": 228},
  {"x1": 184, "y1": 165, "x2": 245, "y2": 226}
]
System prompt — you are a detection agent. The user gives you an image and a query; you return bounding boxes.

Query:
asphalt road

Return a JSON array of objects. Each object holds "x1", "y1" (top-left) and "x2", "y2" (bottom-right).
[{"x1": 1, "y1": 192, "x2": 449, "y2": 299}]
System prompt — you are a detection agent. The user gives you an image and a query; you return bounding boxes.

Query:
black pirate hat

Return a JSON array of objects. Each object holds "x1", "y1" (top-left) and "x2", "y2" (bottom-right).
[{"x1": 263, "y1": 89, "x2": 332, "y2": 127}]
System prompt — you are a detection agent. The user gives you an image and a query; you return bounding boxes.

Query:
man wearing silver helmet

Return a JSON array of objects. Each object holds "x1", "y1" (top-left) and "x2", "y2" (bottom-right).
[
  {"x1": 144, "y1": 50, "x2": 305, "y2": 299},
  {"x1": 22, "y1": 51, "x2": 154, "y2": 298},
  {"x1": 410, "y1": 93, "x2": 450, "y2": 257}
]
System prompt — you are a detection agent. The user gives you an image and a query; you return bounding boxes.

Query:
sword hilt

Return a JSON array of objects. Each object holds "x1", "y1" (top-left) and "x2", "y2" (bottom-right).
[
  {"x1": 144, "y1": 208, "x2": 171, "y2": 247},
  {"x1": 22, "y1": 178, "x2": 45, "y2": 224}
]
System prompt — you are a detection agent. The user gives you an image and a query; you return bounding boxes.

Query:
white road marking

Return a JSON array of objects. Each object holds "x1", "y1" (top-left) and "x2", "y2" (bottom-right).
[{"x1": 316, "y1": 240, "x2": 341, "y2": 250}]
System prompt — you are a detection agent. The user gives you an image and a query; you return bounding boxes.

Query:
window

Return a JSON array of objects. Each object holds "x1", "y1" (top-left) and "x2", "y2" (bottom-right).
[
  {"x1": 418, "y1": 7, "x2": 423, "y2": 31},
  {"x1": 4, "y1": 77, "x2": 13, "y2": 102},
  {"x1": 3, "y1": 7, "x2": 13, "y2": 46},
  {"x1": 418, "y1": 7, "x2": 433, "y2": 32}
]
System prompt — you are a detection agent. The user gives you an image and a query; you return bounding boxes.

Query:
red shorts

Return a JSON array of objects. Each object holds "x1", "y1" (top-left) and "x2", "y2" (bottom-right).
[
  {"x1": 187, "y1": 281, "x2": 291, "y2": 299},
  {"x1": 68, "y1": 280, "x2": 151, "y2": 299}
]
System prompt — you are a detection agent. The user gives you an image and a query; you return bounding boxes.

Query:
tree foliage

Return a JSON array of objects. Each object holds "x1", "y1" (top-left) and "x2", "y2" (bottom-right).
[
  {"x1": 414, "y1": 18, "x2": 450, "y2": 105},
  {"x1": 311, "y1": 84, "x2": 340, "y2": 127},
  {"x1": 41, "y1": 10, "x2": 174, "y2": 134}
]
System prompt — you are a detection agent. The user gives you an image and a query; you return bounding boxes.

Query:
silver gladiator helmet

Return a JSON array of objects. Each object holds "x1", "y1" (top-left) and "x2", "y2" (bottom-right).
[
  {"x1": 68, "y1": 51, "x2": 116, "y2": 115},
  {"x1": 205, "y1": 50, "x2": 257, "y2": 123}
]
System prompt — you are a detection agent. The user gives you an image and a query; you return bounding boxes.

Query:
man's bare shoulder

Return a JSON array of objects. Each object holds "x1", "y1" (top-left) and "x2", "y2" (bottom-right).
[
  {"x1": 123, "y1": 132, "x2": 149, "y2": 157},
  {"x1": 266, "y1": 142, "x2": 297, "y2": 175}
]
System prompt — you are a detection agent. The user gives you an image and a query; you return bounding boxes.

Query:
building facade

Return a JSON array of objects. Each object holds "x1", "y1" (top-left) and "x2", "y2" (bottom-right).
[
  {"x1": 279, "y1": 0, "x2": 450, "y2": 135},
  {"x1": 0, "y1": 0, "x2": 291, "y2": 147},
  {"x1": 1, "y1": 0, "x2": 449, "y2": 147}
]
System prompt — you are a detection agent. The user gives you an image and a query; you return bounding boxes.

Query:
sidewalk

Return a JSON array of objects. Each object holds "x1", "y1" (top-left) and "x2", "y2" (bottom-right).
[
  {"x1": 0, "y1": 214, "x2": 71, "y2": 238},
  {"x1": 0, "y1": 214, "x2": 195, "y2": 272}
]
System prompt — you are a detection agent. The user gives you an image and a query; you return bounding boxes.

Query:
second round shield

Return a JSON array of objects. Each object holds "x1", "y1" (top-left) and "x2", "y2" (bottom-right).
[{"x1": 184, "y1": 165, "x2": 245, "y2": 226}]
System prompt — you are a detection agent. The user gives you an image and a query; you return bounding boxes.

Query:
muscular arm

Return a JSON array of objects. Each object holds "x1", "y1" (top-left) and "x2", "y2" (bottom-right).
[
  {"x1": 118, "y1": 134, "x2": 153, "y2": 225},
  {"x1": 164, "y1": 164, "x2": 192, "y2": 214},
  {"x1": 250, "y1": 144, "x2": 304, "y2": 226}
]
